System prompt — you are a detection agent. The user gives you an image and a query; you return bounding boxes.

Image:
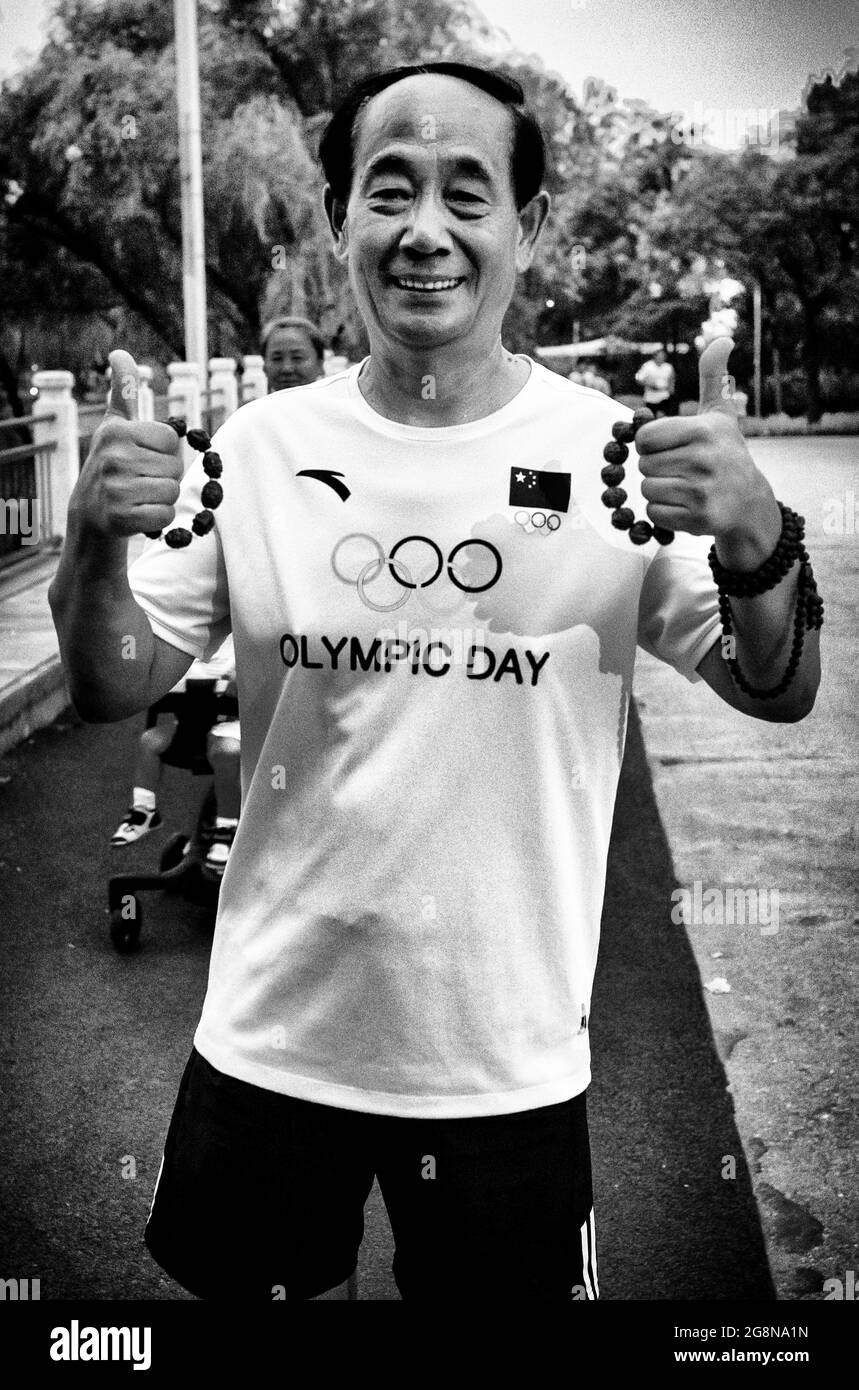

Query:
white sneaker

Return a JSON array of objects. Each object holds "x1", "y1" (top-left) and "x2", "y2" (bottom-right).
[
  {"x1": 204, "y1": 821, "x2": 237, "y2": 876},
  {"x1": 111, "y1": 806, "x2": 162, "y2": 846}
]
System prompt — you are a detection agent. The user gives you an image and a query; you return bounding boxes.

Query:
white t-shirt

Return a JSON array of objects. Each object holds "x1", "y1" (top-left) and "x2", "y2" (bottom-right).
[
  {"x1": 176, "y1": 634, "x2": 235, "y2": 690},
  {"x1": 127, "y1": 358, "x2": 722, "y2": 1118},
  {"x1": 635, "y1": 360, "x2": 676, "y2": 402}
]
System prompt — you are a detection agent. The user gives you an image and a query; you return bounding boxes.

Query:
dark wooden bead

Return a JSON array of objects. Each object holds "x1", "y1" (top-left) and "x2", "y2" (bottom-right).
[
  {"x1": 632, "y1": 407, "x2": 655, "y2": 428},
  {"x1": 164, "y1": 527, "x2": 192, "y2": 548},
  {"x1": 611, "y1": 507, "x2": 635, "y2": 530},
  {"x1": 200, "y1": 480, "x2": 223, "y2": 509},
  {"x1": 202, "y1": 451, "x2": 223, "y2": 478},
  {"x1": 192, "y1": 509, "x2": 215, "y2": 536},
  {"x1": 629, "y1": 520, "x2": 654, "y2": 545},
  {"x1": 602, "y1": 486, "x2": 628, "y2": 509},
  {"x1": 603, "y1": 440, "x2": 629, "y2": 465},
  {"x1": 601, "y1": 463, "x2": 626, "y2": 486},
  {"x1": 166, "y1": 416, "x2": 187, "y2": 437},
  {"x1": 186, "y1": 428, "x2": 212, "y2": 452},
  {"x1": 612, "y1": 421, "x2": 636, "y2": 443},
  {"x1": 652, "y1": 526, "x2": 675, "y2": 545}
]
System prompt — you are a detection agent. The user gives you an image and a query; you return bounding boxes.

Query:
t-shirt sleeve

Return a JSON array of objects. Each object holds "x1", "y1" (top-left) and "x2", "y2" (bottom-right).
[
  {"x1": 126, "y1": 434, "x2": 231, "y2": 662},
  {"x1": 636, "y1": 529, "x2": 723, "y2": 683}
]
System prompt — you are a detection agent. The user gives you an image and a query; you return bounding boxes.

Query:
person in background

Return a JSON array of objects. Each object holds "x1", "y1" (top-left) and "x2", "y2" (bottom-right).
[
  {"x1": 580, "y1": 360, "x2": 611, "y2": 395},
  {"x1": 261, "y1": 316, "x2": 326, "y2": 391},
  {"x1": 635, "y1": 347, "x2": 677, "y2": 417},
  {"x1": 110, "y1": 636, "x2": 240, "y2": 876}
]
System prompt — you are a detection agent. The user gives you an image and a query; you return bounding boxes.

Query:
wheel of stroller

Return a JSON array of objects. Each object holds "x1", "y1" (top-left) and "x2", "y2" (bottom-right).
[
  {"x1": 160, "y1": 832, "x2": 189, "y2": 873},
  {"x1": 110, "y1": 900, "x2": 142, "y2": 953}
]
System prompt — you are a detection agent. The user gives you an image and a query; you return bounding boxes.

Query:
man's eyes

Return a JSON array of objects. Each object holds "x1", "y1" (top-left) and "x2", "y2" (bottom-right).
[
  {"x1": 368, "y1": 186, "x2": 411, "y2": 202},
  {"x1": 366, "y1": 187, "x2": 488, "y2": 211}
]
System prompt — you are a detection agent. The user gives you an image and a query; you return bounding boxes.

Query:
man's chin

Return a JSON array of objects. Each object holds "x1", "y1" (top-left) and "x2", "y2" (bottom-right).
[{"x1": 380, "y1": 309, "x2": 470, "y2": 351}]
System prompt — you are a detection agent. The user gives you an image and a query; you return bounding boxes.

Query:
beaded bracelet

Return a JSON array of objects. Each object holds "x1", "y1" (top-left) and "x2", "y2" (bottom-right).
[
  {"x1": 144, "y1": 417, "x2": 223, "y2": 547},
  {"x1": 709, "y1": 502, "x2": 824, "y2": 700},
  {"x1": 600, "y1": 406, "x2": 675, "y2": 546}
]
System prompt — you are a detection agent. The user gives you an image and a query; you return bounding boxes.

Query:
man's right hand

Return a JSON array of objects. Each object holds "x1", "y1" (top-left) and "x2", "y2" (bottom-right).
[{"x1": 72, "y1": 349, "x2": 183, "y2": 538}]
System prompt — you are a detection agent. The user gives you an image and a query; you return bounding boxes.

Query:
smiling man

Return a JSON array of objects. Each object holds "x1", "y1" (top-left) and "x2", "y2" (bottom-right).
[{"x1": 49, "y1": 61, "x2": 821, "y2": 1302}]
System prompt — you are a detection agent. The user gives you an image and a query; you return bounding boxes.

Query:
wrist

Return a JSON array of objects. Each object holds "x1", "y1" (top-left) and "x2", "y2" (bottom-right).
[{"x1": 714, "y1": 491, "x2": 782, "y2": 572}]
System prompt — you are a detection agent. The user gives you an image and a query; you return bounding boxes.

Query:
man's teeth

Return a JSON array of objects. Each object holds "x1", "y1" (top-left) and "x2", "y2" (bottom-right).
[{"x1": 394, "y1": 277, "x2": 462, "y2": 291}]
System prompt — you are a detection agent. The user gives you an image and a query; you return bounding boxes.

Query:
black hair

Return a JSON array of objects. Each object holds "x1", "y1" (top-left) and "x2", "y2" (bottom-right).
[{"x1": 319, "y1": 61, "x2": 546, "y2": 211}]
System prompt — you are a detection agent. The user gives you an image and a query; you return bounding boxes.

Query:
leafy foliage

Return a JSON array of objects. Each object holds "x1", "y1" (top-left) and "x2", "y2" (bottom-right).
[{"x1": 0, "y1": 2, "x2": 855, "y2": 419}]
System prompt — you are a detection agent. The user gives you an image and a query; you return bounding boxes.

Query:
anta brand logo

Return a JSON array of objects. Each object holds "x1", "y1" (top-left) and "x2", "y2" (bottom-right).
[{"x1": 296, "y1": 469, "x2": 351, "y2": 501}]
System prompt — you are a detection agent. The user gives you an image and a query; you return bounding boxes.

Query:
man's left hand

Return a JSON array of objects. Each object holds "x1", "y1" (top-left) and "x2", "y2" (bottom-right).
[{"x1": 635, "y1": 337, "x2": 781, "y2": 569}]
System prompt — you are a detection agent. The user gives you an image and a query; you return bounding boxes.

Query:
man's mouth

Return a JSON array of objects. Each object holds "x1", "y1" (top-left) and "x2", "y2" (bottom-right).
[{"x1": 390, "y1": 275, "x2": 466, "y2": 293}]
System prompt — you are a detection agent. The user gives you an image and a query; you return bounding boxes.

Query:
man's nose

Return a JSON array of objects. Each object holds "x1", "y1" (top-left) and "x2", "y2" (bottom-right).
[{"x1": 399, "y1": 193, "x2": 453, "y2": 254}]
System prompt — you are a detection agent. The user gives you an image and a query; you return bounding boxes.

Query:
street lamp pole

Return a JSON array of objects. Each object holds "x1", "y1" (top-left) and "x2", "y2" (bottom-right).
[
  {"x1": 752, "y1": 280, "x2": 762, "y2": 418},
  {"x1": 174, "y1": 0, "x2": 208, "y2": 379}
]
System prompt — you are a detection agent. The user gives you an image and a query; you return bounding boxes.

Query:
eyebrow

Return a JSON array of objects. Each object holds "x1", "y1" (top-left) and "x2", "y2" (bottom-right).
[{"x1": 360, "y1": 147, "x2": 496, "y2": 189}]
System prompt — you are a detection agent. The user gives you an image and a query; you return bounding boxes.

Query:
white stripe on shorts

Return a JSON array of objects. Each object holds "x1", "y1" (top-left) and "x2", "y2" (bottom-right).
[
  {"x1": 146, "y1": 1151, "x2": 166, "y2": 1224},
  {"x1": 578, "y1": 1207, "x2": 599, "y2": 1299},
  {"x1": 581, "y1": 1212, "x2": 594, "y2": 1295}
]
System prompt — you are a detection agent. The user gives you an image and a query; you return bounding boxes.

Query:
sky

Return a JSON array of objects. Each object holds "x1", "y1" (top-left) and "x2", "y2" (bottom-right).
[{"x1": 0, "y1": 0, "x2": 856, "y2": 130}]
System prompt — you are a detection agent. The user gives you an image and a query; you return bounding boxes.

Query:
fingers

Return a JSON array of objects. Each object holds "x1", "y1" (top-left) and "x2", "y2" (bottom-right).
[
  {"x1": 635, "y1": 417, "x2": 702, "y2": 456},
  {"x1": 98, "y1": 415, "x2": 184, "y2": 463},
  {"x1": 109, "y1": 472, "x2": 182, "y2": 537},
  {"x1": 106, "y1": 349, "x2": 140, "y2": 422},
  {"x1": 698, "y1": 336, "x2": 738, "y2": 418},
  {"x1": 636, "y1": 412, "x2": 739, "y2": 474}
]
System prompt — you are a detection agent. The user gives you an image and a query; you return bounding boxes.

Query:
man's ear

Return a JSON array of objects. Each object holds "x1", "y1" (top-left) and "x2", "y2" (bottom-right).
[
  {"x1": 324, "y1": 185, "x2": 349, "y2": 263},
  {"x1": 515, "y1": 191, "x2": 551, "y2": 273}
]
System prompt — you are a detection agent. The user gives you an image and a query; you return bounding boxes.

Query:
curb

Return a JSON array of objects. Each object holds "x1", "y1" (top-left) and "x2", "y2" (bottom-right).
[{"x1": 0, "y1": 655, "x2": 70, "y2": 757}]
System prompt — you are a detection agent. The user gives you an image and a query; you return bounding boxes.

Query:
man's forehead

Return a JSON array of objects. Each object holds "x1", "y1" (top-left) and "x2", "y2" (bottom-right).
[{"x1": 355, "y1": 74, "x2": 513, "y2": 167}]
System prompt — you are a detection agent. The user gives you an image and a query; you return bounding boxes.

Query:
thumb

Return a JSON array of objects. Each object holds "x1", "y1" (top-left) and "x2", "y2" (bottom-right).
[
  {"x1": 105, "y1": 349, "x2": 140, "y2": 421},
  {"x1": 697, "y1": 336, "x2": 738, "y2": 417}
]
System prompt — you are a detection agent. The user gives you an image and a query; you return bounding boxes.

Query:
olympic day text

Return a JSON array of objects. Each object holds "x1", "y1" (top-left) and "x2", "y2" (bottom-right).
[{"x1": 279, "y1": 632, "x2": 551, "y2": 685}]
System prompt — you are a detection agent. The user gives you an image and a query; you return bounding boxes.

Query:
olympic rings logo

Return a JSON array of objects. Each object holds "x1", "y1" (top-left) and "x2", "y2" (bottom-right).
[
  {"x1": 513, "y1": 509, "x2": 562, "y2": 532},
  {"x1": 331, "y1": 533, "x2": 503, "y2": 613}
]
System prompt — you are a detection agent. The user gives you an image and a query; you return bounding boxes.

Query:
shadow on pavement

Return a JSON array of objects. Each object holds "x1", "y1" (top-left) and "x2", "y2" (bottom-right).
[{"x1": 590, "y1": 702, "x2": 775, "y2": 1300}]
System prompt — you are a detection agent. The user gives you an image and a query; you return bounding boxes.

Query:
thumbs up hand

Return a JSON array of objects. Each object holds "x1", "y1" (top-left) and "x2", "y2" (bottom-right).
[
  {"x1": 635, "y1": 337, "x2": 781, "y2": 567},
  {"x1": 70, "y1": 349, "x2": 182, "y2": 540}
]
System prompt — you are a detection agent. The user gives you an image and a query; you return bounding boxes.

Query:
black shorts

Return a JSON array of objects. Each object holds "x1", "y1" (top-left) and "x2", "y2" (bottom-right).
[{"x1": 145, "y1": 1048, "x2": 598, "y2": 1301}]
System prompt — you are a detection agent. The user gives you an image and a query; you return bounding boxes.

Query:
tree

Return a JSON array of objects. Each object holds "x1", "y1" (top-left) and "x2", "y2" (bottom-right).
[
  {"x1": 0, "y1": 0, "x2": 512, "y2": 371},
  {"x1": 649, "y1": 56, "x2": 859, "y2": 420}
]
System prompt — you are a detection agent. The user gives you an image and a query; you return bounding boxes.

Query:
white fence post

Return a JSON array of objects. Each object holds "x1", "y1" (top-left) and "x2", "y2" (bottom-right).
[
  {"x1": 32, "y1": 370, "x2": 79, "y2": 543},
  {"x1": 241, "y1": 355, "x2": 267, "y2": 403},
  {"x1": 138, "y1": 364, "x2": 155, "y2": 422},
  {"x1": 208, "y1": 357, "x2": 238, "y2": 422},
  {"x1": 167, "y1": 362, "x2": 202, "y2": 468},
  {"x1": 167, "y1": 361, "x2": 202, "y2": 428}
]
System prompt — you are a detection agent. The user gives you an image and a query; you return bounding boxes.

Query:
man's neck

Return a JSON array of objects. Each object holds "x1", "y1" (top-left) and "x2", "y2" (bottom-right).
[{"x1": 357, "y1": 337, "x2": 530, "y2": 427}]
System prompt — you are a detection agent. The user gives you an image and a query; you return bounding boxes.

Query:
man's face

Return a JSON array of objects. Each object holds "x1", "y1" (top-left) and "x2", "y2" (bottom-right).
[
  {"x1": 326, "y1": 75, "x2": 547, "y2": 356},
  {"x1": 264, "y1": 328, "x2": 323, "y2": 390},
  {"x1": 654, "y1": 349, "x2": 667, "y2": 365}
]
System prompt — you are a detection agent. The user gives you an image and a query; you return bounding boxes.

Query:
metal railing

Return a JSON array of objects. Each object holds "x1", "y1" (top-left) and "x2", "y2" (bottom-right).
[
  {"x1": 0, "y1": 415, "x2": 56, "y2": 568},
  {"x1": 2, "y1": 360, "x2": 266, "y2": 565}
]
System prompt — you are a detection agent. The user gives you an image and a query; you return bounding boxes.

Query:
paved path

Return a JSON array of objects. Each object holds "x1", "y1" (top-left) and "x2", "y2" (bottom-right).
[{"x1": 635, "y1": 437, "x2": 858, "y2": 1299}]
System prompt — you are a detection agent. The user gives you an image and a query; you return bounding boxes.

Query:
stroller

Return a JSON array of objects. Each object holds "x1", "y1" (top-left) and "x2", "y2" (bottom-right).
[{"x1": 108, "y1": 676, "x2": 239, "y2": 953}]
